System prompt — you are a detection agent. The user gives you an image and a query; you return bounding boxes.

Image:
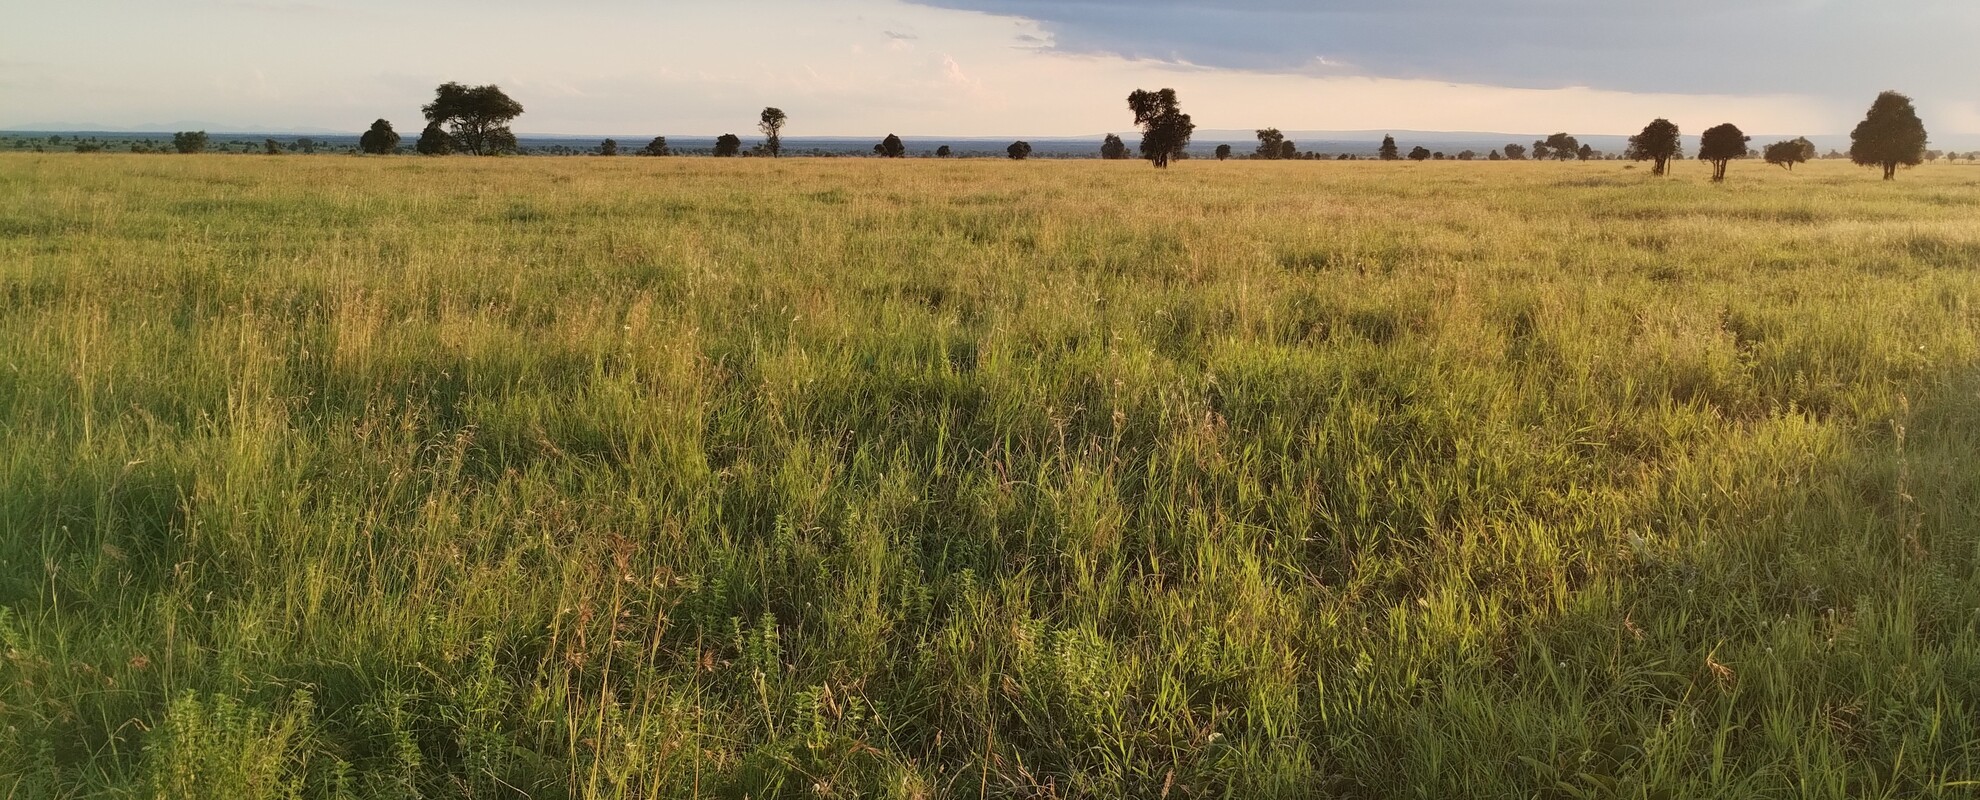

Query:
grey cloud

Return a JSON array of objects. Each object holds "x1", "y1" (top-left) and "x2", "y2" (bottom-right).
[{"x1": 904, "y1": 0, "x2": 1978, "y2": 106}]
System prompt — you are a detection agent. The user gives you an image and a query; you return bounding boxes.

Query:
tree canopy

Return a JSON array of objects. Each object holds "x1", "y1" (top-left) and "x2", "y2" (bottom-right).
[
  {"x1": 1850, "y1": 91, "x2": 1927, "y2": 180},
  {"x1": 359, "y1": 119, "x2": 400, "y2": 155},
  {"x1": 1763, "y1": 138, "x2": 1815, "y2": 171},
  {"x1": 1126, "y1": 88, "x2": 1194, "y2": 168},
  {"x1": 877, "y1": 134, "x2": 906, "y2": 158},
  {"x1": 422, "y1": 83, "x2": 522, "y2": 156},
  {"x1": 1408, "y1": 146, "x2": 1431, "y2": 162},
  {"x1": 1698, "y1": 123, "x2": 1750, "y2": 182},
  {"x1": 638, "y1": 137, "x2": 670, "y2": 156},
  {"x1": 1100, "y1": 134, "x2": 1129, "y2": 160},
  {"x1": 1503, "y1": 143, "x2": 1527, "y2": 161},
  {"x1": 758, "y1": 108, "x2": 787, "y2": 157},
  {"x1": 1543, "y1": 133, "x2": 1580, "y2": 161},
  {"x1": 1255, "y1": 128, "x2": 1287, "y2": 160},
  {"x1": 1007, "y1": 141, "x2": 1033, "y2": 160},
  {"x1": 935, "y1": 145, "x2": 952, "y2": 158},
  {"x1": 1214, "y1": 144, "x2": 1232, "y2": 161},
  {"x1": 415, "y1": 122, "x2": 452, "y2": 155},
  {"x1": 599, "y1": 138, "x2": 619, "y2": 156},
  {"x1": 713, "y1": 134, "x2": 742, "y2": 157},
  {"x1": 172, "y1": 131, "x2": 207, "y2": 154},
  {"x1": 1626, "y1": 119, "x2": 1682, "y2": 176},
  {"x1": 1379, "y1": 135, "x2": 1400, "y2": 161}
]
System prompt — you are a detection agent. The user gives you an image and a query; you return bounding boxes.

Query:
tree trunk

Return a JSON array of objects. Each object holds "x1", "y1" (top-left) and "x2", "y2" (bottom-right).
[{"x1": 1884, "y1": 162, "x2": 1897, "y2": 180}]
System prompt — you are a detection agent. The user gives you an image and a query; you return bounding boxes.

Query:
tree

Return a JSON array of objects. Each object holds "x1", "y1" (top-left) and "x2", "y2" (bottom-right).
[
  {"x1": 1007, "y1": 141, "x2": 1033, "y2": 160},
  {"x1": 358, "y1": 119, "x2": 400, "y2": 155},
  {"x1": 1763, "y1": 138, "x2": 1813, "y2": 171},
  {"x1": 1457, "y1": 150, "x2": 1477, "y2": 161},
  {"x1": 876, "y1": 134, "x2": 905, "y2": 158},
  {"x1": 1577, "y1": 144, "x2": 1595, "y2": 161},
  {"x1": 1698, "y1": 123, "x2": 1749, "y2": 182},
  {"x1": 1542, "y1": 133, "x2": 1579, "y2": 161},
  {"x1": 263, "y1": 138, "x2": 282, "y2": 155},
  {"x1": 1255, "y1": 128, "x2": 1286, "y2": 160},
  {"x1": 1214, "y1": 144, "x2": 1232, "y2": 160},
  {"x1": 758, "y1": 107, "x2": 787, "y2": 157},
  {"x1": 1408, "y1": 146, "x2": 1431, "y2": 162},
  {"x1": 1504, "y1": 143, "x2": 1527, "y2": 161},
  {"x1": 1100, "y1": 133, "x2": 1129, "y2": 160},
  {"x1": 172, "y1": 131, "x2": 208, "y2": 154},
  {"x1": 1626, "y1": 118, "x2": 1682, "y2": 176},
  {"x1": 422, "y1": 83, "x2": 523, "y2": 155},
  {"x1": 415, "y1": 122, "x2": 453, "y2": 155},
  {"x1": 1531, "y1": 140, "x2": 1552, "y2": 161},
  {"x1": 1280, "y1": 141, "x2": 1298, "y2": 160},
  {"x1": 1850, "y1": 91, "x2": 1927, "y2": 180},
  {"x1": 936, "y1": 145, "x2": 952, "y2": 158},
  {"x1": 295, "y1": 137, "x2": 318, "y2": 154},
  {"x1": 1126, "y1": 88, "x2": 1194, "y2": 168},
  {"x1": 713, "y1": 134, "x2": 742, "y2": 157},
  {"x1": 638, "y1": 137, "x2": 670, "y2": 156},
  {"x1": 598, "y1": 138, "x2": 619, "y2": 156},
  {"x1": 1379, "y1": 135, "x2": 1400, "y2": 161}
]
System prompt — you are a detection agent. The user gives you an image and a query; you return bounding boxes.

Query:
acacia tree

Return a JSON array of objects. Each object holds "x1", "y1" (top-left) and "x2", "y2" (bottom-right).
[
  {"x1": 1214, "y1": 144, "x2": 1232, "y2": 160},
  {"x1": 1007, "y1": 141, "x2": 1032, "y2": 160},
  {"x1": 637, "y1": 137, "x2": 670, "y2": 156},
  {"x1": 1457, "y1": 150, "x2": 1477, "y2": 161},
  {"x1": 172, "y1": 131, "x2": 207, "y2": 154},
  {"x1": 758, "y1": 107, "x2": 787, "y2": 157},
  {"x1": 877, "y1": 134, "x2": 906, "y2": 158},
  {"x1": 1763, "y1": 138, "x2": 1813, "y2": 170},
  {"x1": 1577, "y1": 144, "x2": 1595, "y2": 161},
  {"x1": 1408, "y1": 146, "x2": 1431, "y2": 162},
  {"x1": 422, "y1": 83, "x2": 522, "y2": 155},
  {"x1": 599, "y1": 138, "x2": 619, "y2": 156},
  {"x1": 1127, "y1": 88, "x2": 1194, "y2": 168},
  {"x1": 1255, "y1": 128, "x2": 1286, "y2": 160},
  {"x1": 1543, "y1": 133, "x2": 1580, "y2": 161},
  {"x1": 935, "y1": 145, "x2": 952, "y2": 158},
  {"x1": 415, "y1": 122, "x2": 452, "y2": 155},
  {"x1": 713, "y1": 133, "x2": 742, "y2": 157},
  {"x1": 1698, "y1": 123, "x2": 1750, "y2": 182},
  {"x1": 1379, "y1": 135, "x2": 1400, "y2": 160},
  {"x1": 1626, "y1": 118, "x2": 1681, "y2": 175},
  {"x1": 1850, "y1": 91, "x2": 1927, "y2": 180},
  {"x1": 359, "y1": 119, "x2": 400, "y2": 155},
  {"x1": 1504, "y1": 143, "x2": 1527, "y2": 160},
  {"x1": 1100, "y1": 134, "x2": 1129, "y2": 159}
]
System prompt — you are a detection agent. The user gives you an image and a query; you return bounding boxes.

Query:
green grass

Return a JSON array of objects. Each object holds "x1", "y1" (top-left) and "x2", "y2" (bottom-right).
[{"x1": 4, "y1": 153, "x2": 1980, "y2": 798}]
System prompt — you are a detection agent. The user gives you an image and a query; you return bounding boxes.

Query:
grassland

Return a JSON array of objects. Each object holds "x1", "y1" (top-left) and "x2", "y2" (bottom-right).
[{"x1": 3, "y1": 153, "x2": 1980, "y2": 798}]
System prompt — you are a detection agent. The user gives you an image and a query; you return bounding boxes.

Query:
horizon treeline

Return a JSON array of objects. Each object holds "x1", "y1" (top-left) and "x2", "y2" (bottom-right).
[{"x1": 14, "y1": 83, "x2": 1951, "y2": 180}]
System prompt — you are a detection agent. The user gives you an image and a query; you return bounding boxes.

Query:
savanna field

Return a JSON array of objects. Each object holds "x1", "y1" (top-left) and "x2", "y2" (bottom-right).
[{"x1": 6, "y1": 153, "x2": 1980, "y2": 799}]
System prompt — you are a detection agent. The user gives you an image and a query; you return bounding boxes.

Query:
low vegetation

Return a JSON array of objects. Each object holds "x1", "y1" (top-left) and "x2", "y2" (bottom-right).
[{"x1": 4, "y1": 155, "x2": 1980, "y2": 798}]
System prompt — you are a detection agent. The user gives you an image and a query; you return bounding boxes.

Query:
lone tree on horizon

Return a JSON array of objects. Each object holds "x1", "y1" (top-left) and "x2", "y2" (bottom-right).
[
  {"x1": 1503, "y1": 143, "x2": 1527, "y2": 160},
  {"x1": 1127, "y1": 88, "x2": 1194, "y2": 168},
  {"x1": 359, "y1": 119, "x2": 399, "y2": 155},
  {"x1": 422, "y1": 83, "x2": 523, "y2": 155},
  {"x1": 1626, "y1": 118, "x2": 1681, "y2": 175},
  {"x1": 876, "y1": 133, "x2": 906, "y2": 157},
  {"x1": 172, "y1": 131, "x2": 207, "y2": 154},
  {"x1": 758, "y1": 107, "x2": 787, "y2": 157},
  {"x1": 1256, "y1": 128, "x2": 1286, "y2": 160},
  {"x1": 1850, "y1": 91, "x2": 1927, "y2": 180},
  {"x1": 415, "y1": 122, "x2": 451, "y2": 155},
  {"x1": 1764, "y1": 137, "x2": 1815, "y2": 171},
  {"x1": 1214, "y1": 144, "x2": 1232, "y2": 160},
  {"x1": 1007, "y1": 140, "x2": 1032, "y2": 160},
  {"x1": 936, "y1": 145, "x2": 952, "y2": 157},
  {"x1": 1101, "y1": 133, "x2": 1129, "y2": 159},
  {"x1": 1408, "y1": 146, "x2": 1431, "y2": 161},
  {"x1": 1379, "y1": 135, "x2": 1400, "y2": 160},
  {"x1": 1541, "y1": 133, "x2": 1580, "y2": 161},
  {"x1": 713, "y1": 133, "x2": 742, "y2": 157},
  {"x1": 1699, "y1": 123, "x2": 1750, "y2": 182},
  {"x1": 599, "y1": 138, "x2": 619, "y2": 156},
  {"x1": 637, "y1": 136, "x2": 670, "y2": 156}
]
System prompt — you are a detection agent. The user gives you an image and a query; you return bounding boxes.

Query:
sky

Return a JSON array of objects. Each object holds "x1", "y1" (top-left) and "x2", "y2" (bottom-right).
[{"x1": 4, "y1": 0, "x2": 1976, "y2": 137}]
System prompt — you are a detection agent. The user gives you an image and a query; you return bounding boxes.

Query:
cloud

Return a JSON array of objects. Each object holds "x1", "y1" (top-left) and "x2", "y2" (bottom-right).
[
  {"x1": 883, "y1": 30, "x2": 918, "y2": 40},
  {"x1": 901, "y1": 0, "x2": 1980, "y2": 106}
]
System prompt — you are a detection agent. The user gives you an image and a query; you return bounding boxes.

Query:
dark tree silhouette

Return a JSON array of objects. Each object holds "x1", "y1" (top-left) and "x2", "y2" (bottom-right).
[
  {"x1": 758, "y1": 107, "x2": 787, "y2": 157},
  {"x1": 1577, "y1": 144, "x2": 1595, "y2": 161},
  {"x1": 359, "y1": 119, "x2": 400, "y2": 155},
  {"x1": 1379, "y1": 135, "x2": 1400, "y2": 161},
  {"x1": 1214, "y1": 144, "x2": 1232, "y2": 160},
  {"x1": 1457, "y1": 150, "x2": 1477, "y2": 161},
  {"x1": 1255, "y1": 128, "x2": 1286, "y2": 160},
  {"x1": 713, "y1": 134, "x2": 742, "y2": 157},
  {"x1": 1126, "y1": 88, "x2": 1194, "y2": 168},
  {"x1": 263, "y1": 138, "x2": 282, "y2": 155},
  {"x1": 1542, "y1": 133, "x2": 1579, "y2": 161},
  {"x1": 1100, "y1": 133, "x2": 1129, "y2": 159},
  {"x1": 172, "y1": 131, "x2": 207, "y2": 154},
  {"x1": 599, "y1": 138, "x2": 619, "y2": 156},
  {"x1": 422, "y1": 83, "x2": 522, "y2": 155},
  {"x1": 935, "y1": 145, "x2": 952, "y2": 158},
  {"x1": 1007, "y1": 141, "x2": 1032, "y2": 160},
  {"x1": 1279, "y1": 141, "x2": 1297, "y2": 160},
  {"x1": 1408, "y1": 146, "x2": 1431, "y2": 162},
  {"x1": 877, "y1": 134, "x2": 906, "y2": 158},
  {"x1": 1698, "y1": 123, "x2": 1750, "y2": 182},
  {"x1": 1763, "y1": 138, "x2": 1813, "y2": 171},
  {"x1": 1504, "y1": 143, "x2": 1527, "y2": 161},
  {"x1": 1626, "y1": 118, "x2": 1682, "y2": 176},
  {"x1": 1850, "y1": 91, "x2": 1927, "y2": 180},
  {"x1": 638, "y1": 137, "x2": 670, "y2": 156},
  {"x1": 415, "y1": 122, "x2": 452, "y2": 155}
]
